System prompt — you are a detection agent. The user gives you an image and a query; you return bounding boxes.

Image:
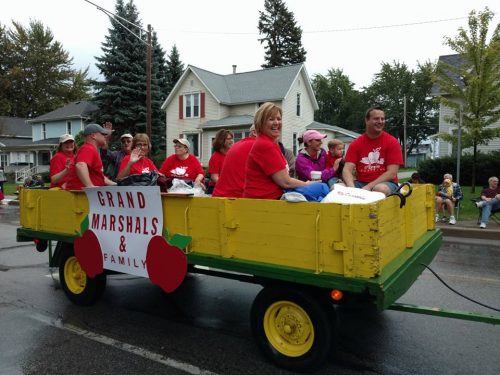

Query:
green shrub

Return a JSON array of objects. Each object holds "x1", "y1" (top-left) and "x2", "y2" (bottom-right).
[{"x1": 417, "y1": 150, "x2": 500, "y2": 185}]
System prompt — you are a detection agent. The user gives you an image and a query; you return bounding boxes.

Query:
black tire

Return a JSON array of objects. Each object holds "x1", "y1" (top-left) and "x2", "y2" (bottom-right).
[
  {"x1": 59, "y1": 244, "x2": 106, "y2": 306},
  {"x1": 250, "y1": 285, "x2": 334, "y2": 373}
]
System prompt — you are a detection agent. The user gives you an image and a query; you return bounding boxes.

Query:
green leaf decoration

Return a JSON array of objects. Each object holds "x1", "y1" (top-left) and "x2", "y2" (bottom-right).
[
  {"x1": 169, "y1": 233, "x2": 192, "y2": 249},
  {"x1": 162, "y1": 227, "x2": 169, "y2": 239},
  {"x1": 80, "y1": 215, "x2": 89, "y2": 236}
]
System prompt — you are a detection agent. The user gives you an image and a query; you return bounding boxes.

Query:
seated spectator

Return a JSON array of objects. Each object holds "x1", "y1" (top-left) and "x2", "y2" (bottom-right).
[
  {"x1": 410, "y1": 172, "x2": 425, "y2": 184},
  {"x1": 475, "y1": 176, "x2": 500, "y2": 229},
  {"x1": 295, "y1": 130, "x2": 335, "y2": 183},
  {"x1": 159, "y1": 139, "x2": 205, "y2": 189},
  {"x1": 207, "y1": 129, "x2": 234, "y2": 194},
  {"x1": 65, "y1": 123, "x2": 116, "y2": 190},
  {"x1": 279, "y1": 141, "x2": 296, "y2": 178},
  {"x1": 50, "y1": 134, "x2": 77, "y2": 188},
  {"x1": 243, "y1": 102, "x2": 312, "y2": 200},
  {"x1": 117, "y1": 133, "x2": 158, "y2": 179},
  {"x1": 23, "y1": 175, "x2": 35, "y2": 188},
  {"x1": 212, "y1": 126, "x2": 257, "y2": 198},
  {"x1": 435, "y1": 173, "x2": 462, "y2": 225},
  {"x1": 33, "y1": 175, "x2": 44, "y2": 187},
  {"x1": 325, "y1": 139, "x2": 345, "y2": 186}
]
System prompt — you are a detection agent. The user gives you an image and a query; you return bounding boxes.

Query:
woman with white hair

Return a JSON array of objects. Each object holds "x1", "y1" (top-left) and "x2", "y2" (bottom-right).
[{"x1": 49, "y1": 134, "x2": 77, "y2": 188}]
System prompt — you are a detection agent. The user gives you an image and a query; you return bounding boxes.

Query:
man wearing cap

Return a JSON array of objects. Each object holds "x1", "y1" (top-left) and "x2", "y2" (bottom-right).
[
  {"x1": 159, "y1": 138, "x2": 205, "y2": 188},
  {"x1": 65, "y1": 124, "x2": 116, "y2": 190},
  {"x1": 342, "y1": 107, "x2": 403, "y2": 196},
  {"x1": 49, "y1": 133, "x2": 76, "y2": 188},
  {"x1": 295, "y1": 130, "x2": 335, "y2": 183},
  {"x1": 100, "y1": 122, "x2": 134, "y2": 181}
]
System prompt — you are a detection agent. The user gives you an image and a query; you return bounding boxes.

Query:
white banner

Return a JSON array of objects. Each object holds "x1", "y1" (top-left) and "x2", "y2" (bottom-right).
[{"x1": 84, "y1": 186, "x2": 163, "y2": 277}]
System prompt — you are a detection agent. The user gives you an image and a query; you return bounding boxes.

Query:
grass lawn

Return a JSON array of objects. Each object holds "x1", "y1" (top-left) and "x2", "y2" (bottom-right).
[{"x1": 3, "y1": 182, "x2": 19, "y2": 195}]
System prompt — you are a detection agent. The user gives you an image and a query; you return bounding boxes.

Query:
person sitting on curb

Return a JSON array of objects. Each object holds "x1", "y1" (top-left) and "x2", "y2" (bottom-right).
[
  {"x1": 435, "y1": 173, "x2": 462, "y2": 225},
  {"x1": 475, "y1": 176, "x2": 500, "y2": 229}
]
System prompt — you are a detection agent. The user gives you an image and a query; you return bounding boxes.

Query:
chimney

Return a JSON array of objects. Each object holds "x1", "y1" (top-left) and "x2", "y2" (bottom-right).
[{"x1": 232, "y1": 65, "x2": 237, "y2": 74}]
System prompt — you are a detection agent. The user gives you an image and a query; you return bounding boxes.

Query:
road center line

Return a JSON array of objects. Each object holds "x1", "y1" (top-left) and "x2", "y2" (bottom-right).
[{"x1": 25, "y1": 310, "x2": 217, "y2": 375}]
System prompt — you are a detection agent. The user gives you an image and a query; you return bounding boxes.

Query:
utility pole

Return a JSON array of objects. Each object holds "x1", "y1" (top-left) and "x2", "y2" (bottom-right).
[
  {"x1": 456, "y1": 104, "x2": 462, "y2": 185},
  {"x1": 403, "y1": 95, "x2": 407, "y2": 168},
  {"x1": 146, "y1": 24, "x2": 152, "y2": 140}
]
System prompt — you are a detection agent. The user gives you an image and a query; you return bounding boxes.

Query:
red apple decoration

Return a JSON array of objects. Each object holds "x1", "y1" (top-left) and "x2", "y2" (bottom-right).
[
  {"x1": 74, "y1": 229, "x2": 104, "y2": 278},
  {"x1": 146, "y1": 235, "x2": 187, "y2": 293}
]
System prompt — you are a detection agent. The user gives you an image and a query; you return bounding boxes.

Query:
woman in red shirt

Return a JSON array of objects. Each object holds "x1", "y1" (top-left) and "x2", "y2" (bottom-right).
[
  {"x1": 159, "y1": 138, "x2": 206, "y2": 189},
  {"x1": 49, "y1": 134, "x2": 77, "y2": 188},
  {"x1": 117, "y1": 133, "x2": 158, "y2": 178},
  {"x1": 243, "y1": 103, "x2": 311, "y2": 199},
  {"x1": 207, "y1": 129, "x2": 233, "y2": 194}
]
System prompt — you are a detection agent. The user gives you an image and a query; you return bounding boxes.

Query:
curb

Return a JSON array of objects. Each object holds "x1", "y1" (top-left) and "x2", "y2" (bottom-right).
[{"x1": 437, "y1": 223, "x2": 500, "y2": 241}]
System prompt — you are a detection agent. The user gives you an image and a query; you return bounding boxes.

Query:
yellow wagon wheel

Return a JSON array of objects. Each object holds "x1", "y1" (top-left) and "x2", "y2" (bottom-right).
[
  {"x1": 58, "y1": 243, "x2": 106, "y2": 306},
  {"x1": 251, "y1": 286, "x2": 334, "y2": 372},
  {"x1": 64, "y1": 256, "x2": 87, "y2": 295},
  {"x1": 263, "y1": 301, "x2": 314, "y2": 357}
]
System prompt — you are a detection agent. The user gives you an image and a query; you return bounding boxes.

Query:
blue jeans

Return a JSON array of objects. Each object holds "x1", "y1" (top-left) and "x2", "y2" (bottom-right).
[{"x1": 481, "y1": 198, "x2": 500, "y2": 224}]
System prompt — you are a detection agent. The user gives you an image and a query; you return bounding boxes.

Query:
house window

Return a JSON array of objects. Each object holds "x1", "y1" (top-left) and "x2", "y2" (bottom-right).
[
  {"x1": 66, "y1": 121, "x2": 72, "y2": 135},
  {"x1": 293, "y1": 132, "x2": 298, "y2": 155},
  {"x1": 296, "y1": 93, "x2": 301, "y2": 116},
  {"x1": 0, "y1": 154, "x2": 7, "y2": 168},
  {"x1": 185, "y1": 133, "x2": 200, "y2": 157},
  {"x1": 233, "y1": 130, "x2": 251, "y2": 143},
  {"x1": 42, "y1": 123, "x2": 46, "y2": 139},
  {"x1": 184, "y1": 93, "x2": 200, "y2": 118}
]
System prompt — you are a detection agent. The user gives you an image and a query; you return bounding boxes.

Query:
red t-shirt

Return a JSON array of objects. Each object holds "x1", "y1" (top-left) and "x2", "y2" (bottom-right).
[
  {"x1": 49, "y1": 151, "x2": 75, "y2": 188},
  {"x1": 159, "y1": 154, "x2": 204, "y2": 181},
  {"x1": 208, "y1": 151, "x2": 226, "y2": 187},
  {"x1": 119, "y1": 155, "x2": 158, "y2": 175},
  {"x1": 243, "y1": 134, "x2": 287, "y2": 200},
  {"x1": 65, "y1": 143, "x2": 105, "y2": 190},
  {"x1": 344, "y1": 131, "x2": 403, "y2": 183},
  {"x1": 212, "y1": 137, "x2": 256, "y2": 198}
]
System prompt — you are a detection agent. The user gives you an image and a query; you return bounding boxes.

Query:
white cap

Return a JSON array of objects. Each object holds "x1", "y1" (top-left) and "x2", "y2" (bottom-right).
[
  {"x1": 173, "y1": 138, "x2": 190, "y2": 149},
  {"x1": 59, "y1": 134, "x2": 75, "y2": 143}
]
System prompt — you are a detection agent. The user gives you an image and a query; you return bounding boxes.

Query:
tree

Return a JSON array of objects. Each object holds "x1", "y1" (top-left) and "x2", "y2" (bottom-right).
[
  {"x1": 434, "y1": 7, "x2": 500, "y2": 192},
  {"x1": 365, "y1": 61, "x2": 438, "y2": 156},
  {"x1": 258, "y1": 0, "x2": 306, "y2": 68},
  {"x1": 312, "y1": 68, "x2": 367, "y2": 133},
  {"x1": 0, "y1": 20, "x2": 91, "y2": 118},
  {"x1": 93, "y1": 0, "x2": 168, "y2": 155},
  {"x1": 165, "y1": 45, "x2": 185, "y2": 96}
]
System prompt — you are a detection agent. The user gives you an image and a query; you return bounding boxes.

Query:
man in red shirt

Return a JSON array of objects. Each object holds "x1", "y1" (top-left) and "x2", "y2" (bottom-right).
[
  {"x1": 65, "y1": 124, "x2": 117, "y2": 190},
  {"x1": 212, "y1": 126, "x2": 256, "y2": 198},
  {"x1": 342, "y1": 107, "x2": 403, "y2": 196}
]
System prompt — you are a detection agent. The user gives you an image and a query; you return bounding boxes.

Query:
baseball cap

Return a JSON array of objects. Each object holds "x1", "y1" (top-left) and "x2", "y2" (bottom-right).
[
  {"x1": 303, "y1": 130, "x2": 327, "y2": 144},
  {"x1": 59, "y1": 134, "x2": 75, "y2": 143},
  {"x1": 120, "y1": 133, "x2": 133, "y2": 140},
  {"x1": 83, "y1": 123, "x2": 110, "y2": 136},
  {"x1": 173, "y1": 138, "x2": 190, "y2": 149}
]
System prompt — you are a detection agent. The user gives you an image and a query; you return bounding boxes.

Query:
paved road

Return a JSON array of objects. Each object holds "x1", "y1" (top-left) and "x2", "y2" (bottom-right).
[{"x1": 1, "y1": 203, "x2": 499, "y2": 375}]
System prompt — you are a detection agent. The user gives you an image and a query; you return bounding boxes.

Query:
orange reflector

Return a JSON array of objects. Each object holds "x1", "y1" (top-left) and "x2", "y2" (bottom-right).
[{"x1": 330, "y1": 289, "x2": 343, "y2": 301}]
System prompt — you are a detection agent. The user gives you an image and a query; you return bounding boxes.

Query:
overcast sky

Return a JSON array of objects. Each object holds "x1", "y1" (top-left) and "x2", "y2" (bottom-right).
[{"x1": 2, "y1": 0, "x2": 498, "y2": 89}]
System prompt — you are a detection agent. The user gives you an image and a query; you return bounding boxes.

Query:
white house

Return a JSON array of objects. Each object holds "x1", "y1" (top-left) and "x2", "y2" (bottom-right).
[
  {"x1": 161, "y1": 64, "x2": 359, "y2": 166},
  {"x1": 432, "y1": 54, "x2": 500, "y2": 157}
]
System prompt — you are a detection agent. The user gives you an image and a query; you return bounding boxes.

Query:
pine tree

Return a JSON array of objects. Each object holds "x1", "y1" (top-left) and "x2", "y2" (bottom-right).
[
  {"x1": 165, "y1": 45, "x2": 185, "y2": 96},
  {"x1": 93, "y1": 0, "x2": 169, "y2": 157},
  {"x1": 258, "y1": 0, "x2": 307, "y2": 68},
  {"x1": 0, "y1": 20, "x2": 91, "y2": 118}
]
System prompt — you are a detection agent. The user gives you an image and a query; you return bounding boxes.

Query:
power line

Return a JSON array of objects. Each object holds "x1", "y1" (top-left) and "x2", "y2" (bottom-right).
[{"x1": 155, "y1": 15, "x2": 472, "y2": 36}]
